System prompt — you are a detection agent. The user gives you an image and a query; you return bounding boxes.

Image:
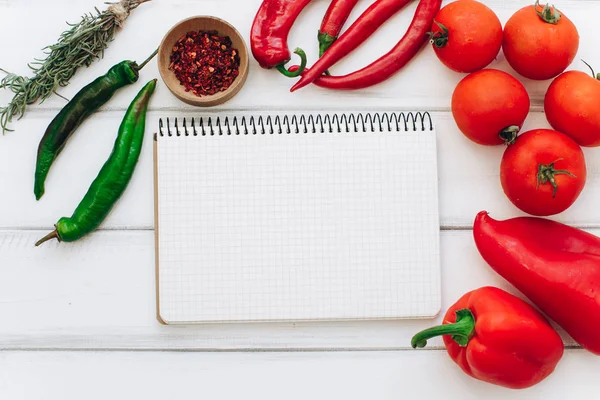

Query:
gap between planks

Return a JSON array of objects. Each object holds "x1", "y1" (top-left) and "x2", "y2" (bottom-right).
[
  {"x1": 0, "y1": 345, "x2": 584, "y2": 353},
  {"x1": 5, "y1": 223, "x2": 600, "y2": 233},
  {"x1": 0, "y1": 226, "x2": 492, "y2": 233},
  {"x1": 13, "y1": 104, "x2": 546, "y2": 115}
]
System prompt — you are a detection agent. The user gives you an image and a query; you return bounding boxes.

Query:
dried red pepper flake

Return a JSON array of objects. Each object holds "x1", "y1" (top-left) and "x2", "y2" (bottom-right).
[{"x1": 169, "y1": 30, "x2": 241, "y2": 97}]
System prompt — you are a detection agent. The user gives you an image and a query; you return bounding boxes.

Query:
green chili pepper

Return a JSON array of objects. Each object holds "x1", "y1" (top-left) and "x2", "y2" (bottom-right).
[
  {"x1": 34, "y1": 49, "x2": 158, "y2": 200},
  {"x1": 35, "y1": 79, "x2": 157, "y2": 247}
]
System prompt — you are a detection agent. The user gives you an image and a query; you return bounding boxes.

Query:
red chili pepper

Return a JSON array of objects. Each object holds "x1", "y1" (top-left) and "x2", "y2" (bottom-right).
[
  {"x1": 292, "y1": 0, "x2": 413, "y2": 87},
  {"x1": 474, "y1": 211, "x2": 600, "y2": 355},
  {"x1": 318, "y1": 0, "x2": 361, "y2": 57},
  {"x1": 250, "y1": 0, "x2": 311, "y2": 77},
  {"x1": 411, "y1": 286, "x2": 564, "y2": 389},
  {"x1": 291, "y1": 0, "x2": 441, "y2": 91}
]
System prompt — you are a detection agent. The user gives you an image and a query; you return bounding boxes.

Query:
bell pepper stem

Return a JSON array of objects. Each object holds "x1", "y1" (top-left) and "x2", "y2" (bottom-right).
[
  {"x1": 136, "y1": 48, "x2": 159, "y2": 71},
  {"x1": 411, "y1": 309, "x2": 475, "y2": 349},
  {"x1": 35, "y1": 229, "x2": 60, "y2": 247},
  {"x1": 275, "y1": 48, "x2": 307, "y2": 78}
]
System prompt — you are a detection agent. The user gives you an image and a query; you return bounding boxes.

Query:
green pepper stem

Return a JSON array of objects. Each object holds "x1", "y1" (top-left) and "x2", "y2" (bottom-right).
[
  {"x1": 136, "y1": 48, "x2": 159, "y2": 71},
  {"x1": 275, "y1": 48, "x2": 307, "y2": 78},
  {"x1": 411, "y1": 309, "x2": 476, "y2": 349},
  {"x1": 35, "y1": 230, "x2": 60, "y2": 247}
]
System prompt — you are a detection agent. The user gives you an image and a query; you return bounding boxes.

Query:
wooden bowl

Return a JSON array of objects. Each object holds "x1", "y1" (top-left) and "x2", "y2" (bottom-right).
[{"x1": 158, "y1": 16, "x2": 249, "y2": 107}]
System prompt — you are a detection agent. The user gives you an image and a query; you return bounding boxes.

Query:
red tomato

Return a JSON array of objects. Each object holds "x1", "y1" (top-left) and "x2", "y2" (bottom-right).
[
  {"x1": 452, "y1": 69, "x2": 530, "y2": 145},
  {"x1": 503, "y1": 2, "x2": 579, "y2": 80},
  {"x1": 429, "y1": 0, "x2": 502, "y2": 73},
  {"x1": 545, "y1": 68, "x2": 600, "y2": 146},
  {"x1": 500, "y1": 129, "x2": 586, "y2": 216}
]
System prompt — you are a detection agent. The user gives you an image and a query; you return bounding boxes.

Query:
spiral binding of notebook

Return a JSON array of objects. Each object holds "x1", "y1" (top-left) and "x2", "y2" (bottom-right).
[
  {"x1": 158, "y1": 111, "x2": 433, "y2": 137},
  {"x1": 153, "y1": 111, "x2": 440, "y2": 325}
]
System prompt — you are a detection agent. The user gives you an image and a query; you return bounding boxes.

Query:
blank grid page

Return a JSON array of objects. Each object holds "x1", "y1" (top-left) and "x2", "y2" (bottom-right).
[{"x1": 157, "y1": 122, "x2": 440, "y2": 324}]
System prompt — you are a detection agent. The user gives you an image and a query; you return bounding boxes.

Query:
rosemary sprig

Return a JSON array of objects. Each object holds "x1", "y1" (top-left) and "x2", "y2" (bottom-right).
[{"x1": 0, "y1": 0, "x2": 151, "y2": 133}]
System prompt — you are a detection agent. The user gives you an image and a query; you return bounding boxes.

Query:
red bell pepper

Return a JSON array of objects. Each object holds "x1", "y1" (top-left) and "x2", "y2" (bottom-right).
[
  {"x1": 250, "y1": 0, "x2": 310, "y2": 77},
  {"x1": 411, "y1": 286, "x2": 564, "y2": 389},
  {"x1": 474, "y1": 211, "x2": 600, "y2": 355}
]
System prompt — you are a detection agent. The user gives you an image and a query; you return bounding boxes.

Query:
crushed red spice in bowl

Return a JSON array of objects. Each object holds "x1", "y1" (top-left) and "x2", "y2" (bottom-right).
[{"x1": 169, "y1": 30, "x2": 240, "y2": 97}]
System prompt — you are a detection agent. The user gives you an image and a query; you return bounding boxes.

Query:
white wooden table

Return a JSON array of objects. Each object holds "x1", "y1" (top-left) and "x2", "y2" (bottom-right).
[{"x1": 1, "y1": 0, "x2": 599, "y2": 398}]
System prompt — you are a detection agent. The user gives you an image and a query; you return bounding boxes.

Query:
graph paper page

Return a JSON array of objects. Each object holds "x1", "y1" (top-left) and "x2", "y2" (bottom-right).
[{"x1": 156, "y1": 124, "x2": 440, "y2": 323}]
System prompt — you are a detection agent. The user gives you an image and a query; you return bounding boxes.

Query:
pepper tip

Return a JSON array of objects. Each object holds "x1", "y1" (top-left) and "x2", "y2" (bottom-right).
[
  {"x1": 34, "y1": 182, "x2": 44, "y2": 201},
  {"x1": 290, "y1": 80, "x2": 304, "y2": 92}
]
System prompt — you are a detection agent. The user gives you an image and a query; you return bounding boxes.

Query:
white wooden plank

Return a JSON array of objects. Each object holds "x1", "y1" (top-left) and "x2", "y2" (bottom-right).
[
  {"x1": 0, "y1": 228, "x2": 579, "y2": 350},
  {"x1": 2, "y1": 110, "x2": 599, "y2": 230},
  {"x1": 1, "y1": 0, "x2": 599, "y2": 115},
  {"x1": 0, "y1": 349, "x2": 599, "y2": 399}
]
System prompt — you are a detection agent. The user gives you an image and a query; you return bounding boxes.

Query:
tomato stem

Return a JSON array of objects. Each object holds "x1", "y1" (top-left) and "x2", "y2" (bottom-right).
[
  {"x1": 499, "y1": 126, "x2": 520, "y2": 145},
  {"x1": 427, "y1": 21, "x2": 449, "y2": 49},
  {"x1": 534, "y1": 0, "x2": 561, "y2": 24},
  {"x1": 536, "y1": 158, "x2": 576, "y2": 198},
  {"x1": 581, "y1": 60, "x2": 600, "y2": 81}
]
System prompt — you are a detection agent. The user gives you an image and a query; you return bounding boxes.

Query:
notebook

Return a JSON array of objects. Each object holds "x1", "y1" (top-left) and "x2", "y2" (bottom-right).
[{"x1": 153, "y1": 111, "x2": 440, "y2": 324}]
